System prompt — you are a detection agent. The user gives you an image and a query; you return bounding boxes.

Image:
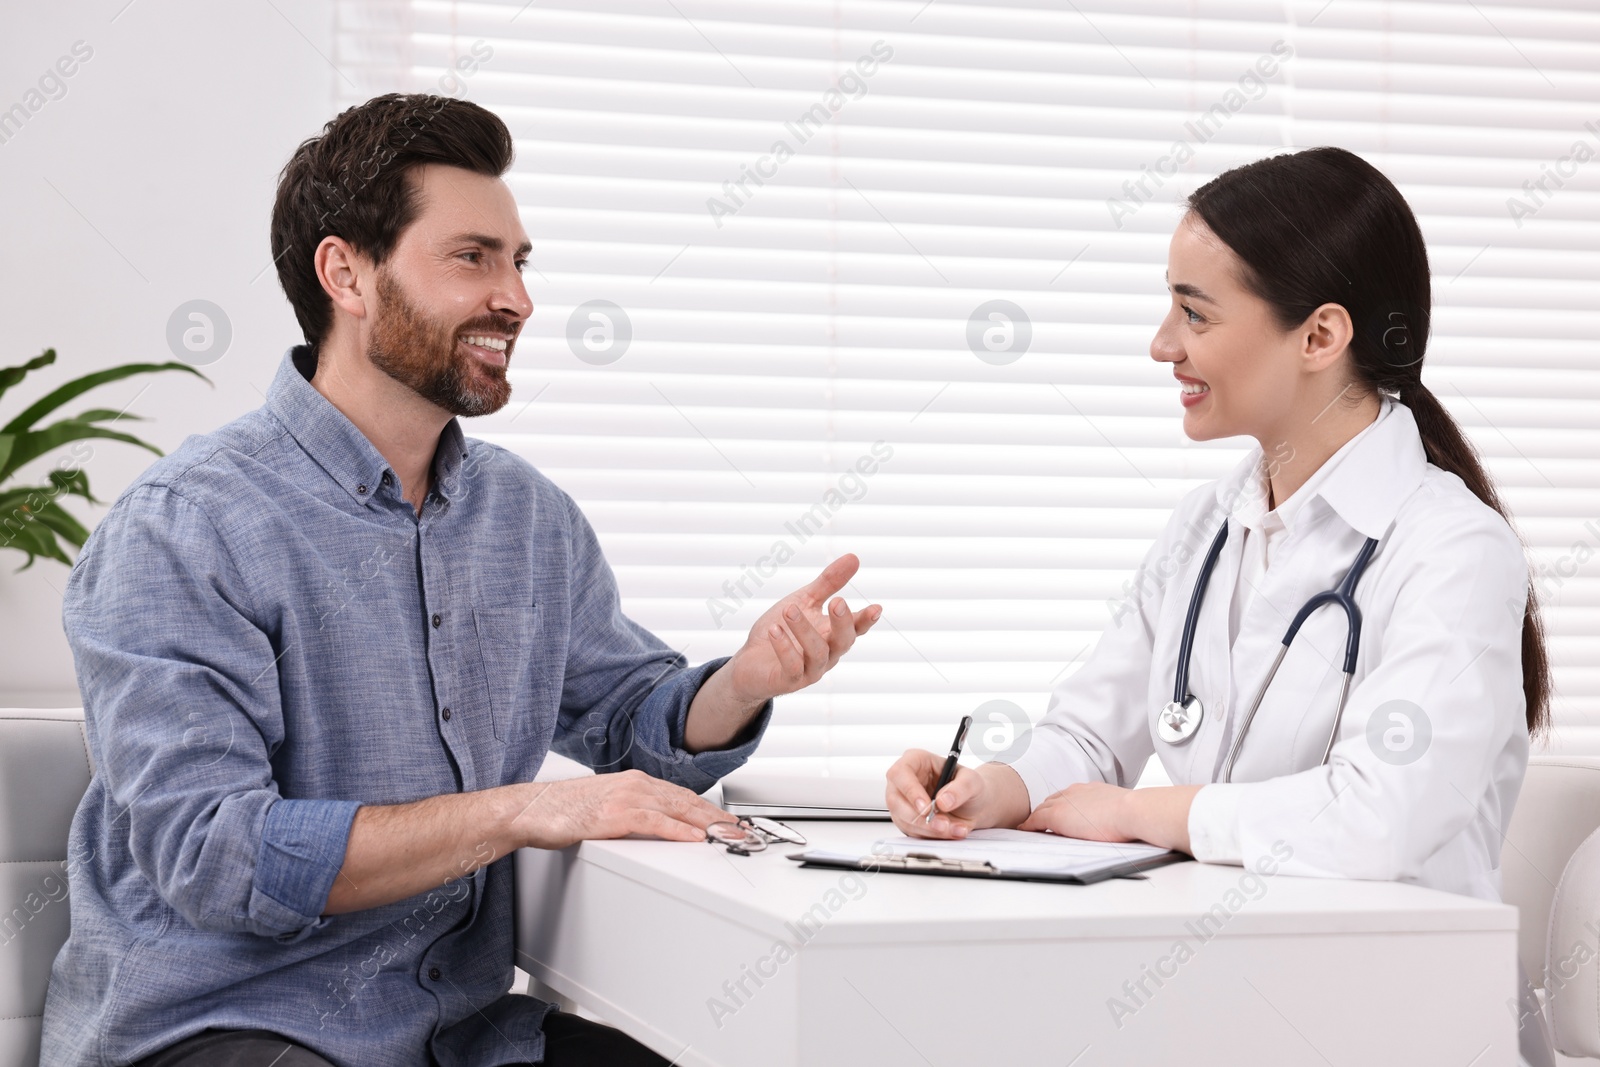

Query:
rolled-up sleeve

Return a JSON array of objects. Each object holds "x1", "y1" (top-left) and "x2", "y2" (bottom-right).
[
  {"x1": 254, "y1": 798, "x2": 361, "y2": 938},
  {"x1": 64, "y1": 485, "x2": 360, "y2": 940},
  {"x1": 551, "y1": 496, "x2": 770, "y2": 792}
]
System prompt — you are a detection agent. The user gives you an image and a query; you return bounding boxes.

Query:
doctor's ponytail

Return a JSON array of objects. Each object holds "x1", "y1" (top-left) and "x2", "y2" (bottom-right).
[{"x1": 1187, "y1": 147, "x2": 1551, "y2": 735}]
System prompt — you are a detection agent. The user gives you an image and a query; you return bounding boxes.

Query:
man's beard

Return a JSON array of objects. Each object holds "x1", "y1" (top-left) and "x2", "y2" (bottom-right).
[{"x1": 366, "y1": 267, "x2": 514, "y2": 417}]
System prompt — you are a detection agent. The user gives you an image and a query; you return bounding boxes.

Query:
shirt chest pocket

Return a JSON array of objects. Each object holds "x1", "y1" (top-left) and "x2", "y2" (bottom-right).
[{"x1": 472, "y1": 603, "x2": 541, "y2": 743}]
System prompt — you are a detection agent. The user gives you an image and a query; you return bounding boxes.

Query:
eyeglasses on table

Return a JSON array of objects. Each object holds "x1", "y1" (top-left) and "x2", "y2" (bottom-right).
[{"x1": 704, "y1": 816, "x2": 807, "y2": 856}]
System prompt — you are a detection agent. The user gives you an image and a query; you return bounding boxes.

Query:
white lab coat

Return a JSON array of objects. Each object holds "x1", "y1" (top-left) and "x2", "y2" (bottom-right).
[{"x1": 1001, "y1": 398, "x2": 1531, "y2": 901}]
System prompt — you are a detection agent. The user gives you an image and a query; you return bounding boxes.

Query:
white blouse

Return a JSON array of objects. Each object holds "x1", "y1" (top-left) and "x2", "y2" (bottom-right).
[
  {"x1": 999, "y1": 398, "x2": 1530, "y2": 901},
  {"x1": 1228, "y1": 399, "x2": 1394, "y2": 650}
]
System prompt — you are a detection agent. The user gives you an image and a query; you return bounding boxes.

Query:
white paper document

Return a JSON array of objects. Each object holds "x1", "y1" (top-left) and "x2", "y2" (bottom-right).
[
  {"x1": 883, "y1": 831, "x2": 1171, "y2": 870},
  {"x1": 866, "y1": 828, "x2": 1175, "y2": 878}
]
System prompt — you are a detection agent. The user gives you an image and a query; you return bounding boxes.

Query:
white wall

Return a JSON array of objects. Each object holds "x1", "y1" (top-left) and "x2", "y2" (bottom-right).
[{"x1": 0, "y1": 0, "x2": 337, "y2": 705}]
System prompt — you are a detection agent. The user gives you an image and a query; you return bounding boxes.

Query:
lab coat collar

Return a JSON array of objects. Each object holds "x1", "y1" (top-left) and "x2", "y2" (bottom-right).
[{"x1": 1212, "y1": 395, "x2": 1428, "y2": 543}]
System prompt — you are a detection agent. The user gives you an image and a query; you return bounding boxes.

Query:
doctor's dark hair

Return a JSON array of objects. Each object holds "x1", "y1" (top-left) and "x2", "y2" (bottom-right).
[
  {"x1": 1186, "y1": 146, "x2": 1550, "y2": 735},
  {"x1": 270, "y1": 93, "x2": 515, "y2": 350}
]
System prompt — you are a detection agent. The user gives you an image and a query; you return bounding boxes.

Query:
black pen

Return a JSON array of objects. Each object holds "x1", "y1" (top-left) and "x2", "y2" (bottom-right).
[{"x1": 925, "y1": 715, "x2": 973, "y2": 825}]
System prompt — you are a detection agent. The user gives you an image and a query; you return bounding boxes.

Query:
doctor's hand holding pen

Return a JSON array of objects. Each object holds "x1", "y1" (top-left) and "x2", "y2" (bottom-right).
[
  {"x1": 885, "y1": 753, "x2": 1032, "y2": 839},
  {"x1": 885, "y1": 749, "x2": 1201, "y2": 853}
]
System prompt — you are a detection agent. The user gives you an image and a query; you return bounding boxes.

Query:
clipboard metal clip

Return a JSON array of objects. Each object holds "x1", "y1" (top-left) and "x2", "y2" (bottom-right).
[{"x1": 878, "y1": 851, "x2": 1001, "y2": 875}]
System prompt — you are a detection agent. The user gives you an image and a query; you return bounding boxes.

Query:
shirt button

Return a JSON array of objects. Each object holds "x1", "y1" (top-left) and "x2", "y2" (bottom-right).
[
  {"x1": 441, "y1": 707, "x2": 452, "y2": 722},
  {"x1": 431, "y1": 613, "x2": 442, "y2": 628},
  {"x1": 428, "y1": 967, "x2": 441, "y2": 982},
  {"x1": 356, "y1": 484, "x2": 368, "y2": 495}
]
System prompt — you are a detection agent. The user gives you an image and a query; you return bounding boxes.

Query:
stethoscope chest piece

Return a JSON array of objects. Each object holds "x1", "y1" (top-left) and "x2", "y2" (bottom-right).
[
  {"x1": 1157, "y1": 696, "x2": 1202, "y2": 745},
  {"x1": 1156, "y1": 518, "x2": 1383, "y2": 782}
]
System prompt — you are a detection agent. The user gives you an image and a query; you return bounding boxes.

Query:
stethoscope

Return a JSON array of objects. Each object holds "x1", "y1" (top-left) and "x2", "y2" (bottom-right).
[{"x1": 1156, "y1": 519, "x2": 1381, "y2": 782}]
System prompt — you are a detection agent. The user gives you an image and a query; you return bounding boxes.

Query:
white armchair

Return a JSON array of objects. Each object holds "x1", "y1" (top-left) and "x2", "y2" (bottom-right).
[
  {"x1": 0, "y1": 709, "x2": 93, "y2": 1067},
  {"x1": 1504, "y1": 755, "x2": 1600, "y2": 1062}
]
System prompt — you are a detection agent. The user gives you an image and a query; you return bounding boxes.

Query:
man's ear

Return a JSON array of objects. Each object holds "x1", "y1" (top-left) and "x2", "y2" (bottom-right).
[
  {"x1": 314, "y1": 236, "x2": 371, "y2": 322},
  {"x1": 1300, "y1": 302, "x2": 1354, "y2": 374}
]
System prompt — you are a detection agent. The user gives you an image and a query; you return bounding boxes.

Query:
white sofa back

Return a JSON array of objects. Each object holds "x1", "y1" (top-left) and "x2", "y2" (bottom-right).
[{"x1": 0, "y1": 709, "x2": 93, "y2": 1067}]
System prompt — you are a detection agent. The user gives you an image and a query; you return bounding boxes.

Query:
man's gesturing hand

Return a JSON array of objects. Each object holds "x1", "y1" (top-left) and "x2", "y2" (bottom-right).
[
  {"x1": 514, "y1": 770, "x2": 732, "y2": 851},
  {"x1": 722, "y1": 553, "x2": 882, "y2": 706}
]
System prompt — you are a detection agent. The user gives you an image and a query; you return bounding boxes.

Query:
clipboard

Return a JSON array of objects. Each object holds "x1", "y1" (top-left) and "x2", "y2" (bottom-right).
[{"x1": 787, "y1": 845, "x2": 1187, "y2": 885}]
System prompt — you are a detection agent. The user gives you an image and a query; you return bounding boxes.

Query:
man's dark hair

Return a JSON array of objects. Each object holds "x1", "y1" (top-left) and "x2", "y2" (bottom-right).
[{"x1": 270, "y1": 93, "x2": 515, "y2": 349}]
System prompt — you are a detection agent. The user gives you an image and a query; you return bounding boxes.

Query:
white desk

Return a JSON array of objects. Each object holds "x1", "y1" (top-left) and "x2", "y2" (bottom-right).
[{"x1": 514, "y1": 821, "x2": 1519, "y2": 1066}]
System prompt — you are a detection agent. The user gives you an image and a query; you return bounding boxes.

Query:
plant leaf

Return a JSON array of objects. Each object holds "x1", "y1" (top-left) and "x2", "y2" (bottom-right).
[
  {"x1": 0, "y1": 487, "x2": 47, "y2": 514},
  {"x1": 28, "y1": 500, "x2": 91, "y2": 548},
  {"x1": 0, "y1": 434, "x2": 12, "y2": 475},
  {"x1": 0, "y1": 481, "x2": 95, "y2": 534},
  {"x1": 48, "y1": 467, "x2": 99, "y2": 503},
  {"x1": 0, "y1": 421, "x2": 163, "y2": 483},
  {"x1": 1, "y1": 361, "x2": 209, "y2": 436},
  {"x1": 0, "y1": 479, "x2": 95, "y2": 516},
  {"x1": 72, "y1": 408, "x2": 148, "y2": 424},
  {"x1": 0, "y1": 350, "x2": 56, "y2": 405},
  {"x1": 0, "y1": 512, "x2": 73, "y2": 569}
]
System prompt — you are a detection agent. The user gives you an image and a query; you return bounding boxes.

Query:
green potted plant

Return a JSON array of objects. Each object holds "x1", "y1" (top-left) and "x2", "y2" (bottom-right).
[{"x1": 0, "y1": 349, "x2": 207, "y2": 568}]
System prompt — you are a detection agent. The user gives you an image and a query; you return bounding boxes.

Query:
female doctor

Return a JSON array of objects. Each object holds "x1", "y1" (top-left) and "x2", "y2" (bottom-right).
[{"x1": 885, "y1": 146, "x2": 1551, "y2": 903}]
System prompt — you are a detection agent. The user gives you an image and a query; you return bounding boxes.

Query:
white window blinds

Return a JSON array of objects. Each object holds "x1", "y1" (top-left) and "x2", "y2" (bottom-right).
[{"x1": 334, "y1": 0, "x2": 1600, "y2": 770}]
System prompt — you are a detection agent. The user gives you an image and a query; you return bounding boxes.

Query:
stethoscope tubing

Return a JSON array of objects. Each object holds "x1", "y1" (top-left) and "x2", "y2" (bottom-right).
[
  {"x1": 1172, "y1": 518, "x2": 1381, "y2": 782},
  {"x1": 1171, "y1": 522, "x2": 1231, "y2": 706},
  {"x1": 1280, "y1": 535, "x2": 1380, "y2": 677}
]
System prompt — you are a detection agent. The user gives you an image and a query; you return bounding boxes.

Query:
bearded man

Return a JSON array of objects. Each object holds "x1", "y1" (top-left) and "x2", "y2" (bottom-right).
[{"x1": 42, "y1": 93, "x2": 878, "y2": 1067}]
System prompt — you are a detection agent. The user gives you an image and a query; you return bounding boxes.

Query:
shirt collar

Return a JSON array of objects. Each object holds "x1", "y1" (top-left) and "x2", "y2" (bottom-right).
[
  {"x1": 265, "y1": 346, "x2": 469, "y2": 508},
  {"x1": 1215, "y1": 394, "x2": 1426, "y2": 543}
]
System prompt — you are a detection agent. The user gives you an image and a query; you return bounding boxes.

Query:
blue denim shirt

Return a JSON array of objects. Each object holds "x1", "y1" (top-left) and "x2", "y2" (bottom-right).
[{"x1": 42, "y1": 346, "x2": 768, "y2": 1067}]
